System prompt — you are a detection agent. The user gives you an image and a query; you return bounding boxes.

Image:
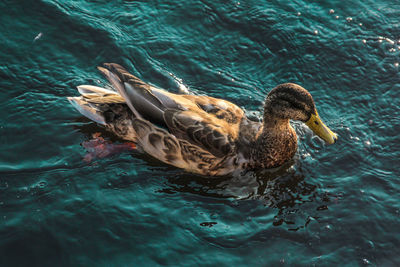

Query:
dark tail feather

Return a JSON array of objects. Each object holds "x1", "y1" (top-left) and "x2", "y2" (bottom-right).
[{"x1": 98, "y1": 63, "x2": 167, "y2": 126}]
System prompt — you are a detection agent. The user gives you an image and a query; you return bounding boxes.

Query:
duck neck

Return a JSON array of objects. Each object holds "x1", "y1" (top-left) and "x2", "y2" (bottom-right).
[
  {"x1": 250, "y1": 113, "x2": 297, "y2": 168},
  {"x1": 262, "y1": 113, "x2": 291, "y2": 132},
  {"x1": 262, "y1": 100, "x2": 292, "y2": 131}
]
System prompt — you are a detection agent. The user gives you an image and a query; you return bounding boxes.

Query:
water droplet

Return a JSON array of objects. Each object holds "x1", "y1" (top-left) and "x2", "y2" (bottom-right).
[
  {"x1": 364, "y1": 140, "x2": 371, "y2": 147},
  {"x1": 362, "y1": 258, "x2": 371, "y2": 265},
  {"x1": 346, "y1": 17, "x2": 353, "y2": 22},
  {"x1": 385, "y1": 38, "x2": 395, "y2": 44},
  {"x1": 362, "y1": 39, "x2": 367, "y2": 44},
  {"x1": 297, "y1": 12, "x2": 301, "y2": 16},
  {"x1": 335, "y1": 15, "x2": 339, "y2": 19},
  {"x1": 394, "y1": 62, "x2": 399, "y2": 67},
  {"x1": 359, "y1": 23, "x2": 363, "y2": 26},
  {"x1": 33, "y1": 32, "x2": 43, "y2": 42},
  {"x1": 178, "y1": 83, "x2": 189, "y2": 94},
  {"x1": 329, "y1": 9, "x2": 334, "y2": 14},
  {"x1": 389, "y1": 48, "x2": 396, "y2": 52},
  {"x1": 314, "y1": 30, "x2": 319, "y2": 35}
]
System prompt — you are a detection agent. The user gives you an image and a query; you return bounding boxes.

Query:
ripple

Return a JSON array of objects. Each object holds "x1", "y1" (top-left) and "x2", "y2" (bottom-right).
[{"x1": 1, "y1": 0, "x2": 400, "y2": 266}]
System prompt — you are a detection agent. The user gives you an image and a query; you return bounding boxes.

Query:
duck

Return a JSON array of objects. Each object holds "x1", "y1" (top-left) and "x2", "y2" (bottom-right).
[{"x1": 68, "y1": 63, "x2": 337, "y2": 176}]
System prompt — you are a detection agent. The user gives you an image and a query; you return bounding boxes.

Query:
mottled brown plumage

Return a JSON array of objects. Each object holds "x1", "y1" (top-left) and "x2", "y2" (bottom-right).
[{"x1": 68, "y1": 63, "x2": 337, "y2": 176}]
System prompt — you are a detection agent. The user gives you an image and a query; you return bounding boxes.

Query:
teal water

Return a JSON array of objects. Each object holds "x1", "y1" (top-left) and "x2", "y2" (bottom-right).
[{"x1": 1, "y1": 0, "x2": 400, "y2": 265}]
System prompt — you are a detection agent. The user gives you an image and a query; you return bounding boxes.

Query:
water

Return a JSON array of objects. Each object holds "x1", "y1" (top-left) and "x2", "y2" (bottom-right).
[{"x1": 1, "y1": 0, "x2": 399, "y2": 265}]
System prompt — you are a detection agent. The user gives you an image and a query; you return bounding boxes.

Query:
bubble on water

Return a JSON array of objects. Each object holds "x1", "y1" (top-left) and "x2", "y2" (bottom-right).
[
  {"x1": 368, "y1": 120, "x2": 373, "y2": 125},
  {"x1": 335, "y1": 15, "x2": 339, "y2": 19},
  {"x1": 314, "y1": 30, "x2": 319, "y2": 35},
  {"x1": 329, "y1": 9, "x2": 334, "y2": 14},
  {"x1": 346, "y1": 17, "x2": 353, "y2": 22},
  {"x1": 297, "y1": 12, "x2": 301, "y2": 16},
  {"x1": 325, "y1": 224, "x2": 332, "y2": 230},
  {"x1": 394, "y1": 62, "x2": 399, "y2": 67},
  {"x1": 389, "y1": 48, "x2": 396, "y2": 52},
  {"x1": 359, "y1": 23, "x2": 363, "y2": 26},
  {"x1": 362, "y1": 39, "x2": 367, "y2": 44}
]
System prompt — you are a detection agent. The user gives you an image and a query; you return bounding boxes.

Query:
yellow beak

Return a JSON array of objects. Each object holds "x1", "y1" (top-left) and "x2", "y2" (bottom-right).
[{"x1": 305, "y1": 112, "x2": 337, "y2": 145}]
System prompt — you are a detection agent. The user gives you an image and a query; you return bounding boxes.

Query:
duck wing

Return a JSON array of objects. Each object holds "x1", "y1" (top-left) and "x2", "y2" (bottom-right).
[
  {"x1": 162, "y1": 109, "x2": 238, "y2": 157},
  {"x1": 98, "y1": 63, "x2": 246, "y2": 157},
  {"x1": 98, "y1": 63, "x2": 179, "y2": 126}
]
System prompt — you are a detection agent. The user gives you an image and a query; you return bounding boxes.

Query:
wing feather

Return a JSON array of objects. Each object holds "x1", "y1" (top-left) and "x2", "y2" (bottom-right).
[
  {"x1": 95, "y1": 63, "x2": 247, "y2": 159},
  {"x1": 131, "y1": 118, "x2": 220, "y2": 174},
  {"x1": 163, "y1": 109, "x2": 240, "y2": 157}
]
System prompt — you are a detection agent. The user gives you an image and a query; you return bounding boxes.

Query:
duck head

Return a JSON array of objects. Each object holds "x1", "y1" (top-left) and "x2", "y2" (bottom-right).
[{"x1": 264, "y1": 83, "x2": 337, "y2": 144}]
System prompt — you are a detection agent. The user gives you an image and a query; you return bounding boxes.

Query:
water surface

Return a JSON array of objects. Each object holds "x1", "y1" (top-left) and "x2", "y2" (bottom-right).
[{"x1": 1, "y1": 0, "x2": 400, "y2": 265}]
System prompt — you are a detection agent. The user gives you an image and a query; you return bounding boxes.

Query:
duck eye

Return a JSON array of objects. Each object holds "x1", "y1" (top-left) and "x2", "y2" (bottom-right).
[{"x1": 314, "y1": 121, "x2": 319, "y2": 125}]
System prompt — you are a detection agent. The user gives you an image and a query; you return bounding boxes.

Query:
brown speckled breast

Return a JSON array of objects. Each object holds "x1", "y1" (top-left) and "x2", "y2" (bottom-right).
[{"x1": 249, "y1": 123, "x2": 297, "y2": 169}]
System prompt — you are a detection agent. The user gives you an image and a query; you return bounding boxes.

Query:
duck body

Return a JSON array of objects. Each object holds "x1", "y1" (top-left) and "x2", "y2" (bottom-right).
[{"x1": 68, "y1": 63, "x2": 336, "y2": 176}]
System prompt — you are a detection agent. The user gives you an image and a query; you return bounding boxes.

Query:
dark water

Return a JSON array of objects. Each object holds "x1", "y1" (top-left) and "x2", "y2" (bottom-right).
[{"x1": 1, "y1": 0, "x2": 400, "y2": 266}]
